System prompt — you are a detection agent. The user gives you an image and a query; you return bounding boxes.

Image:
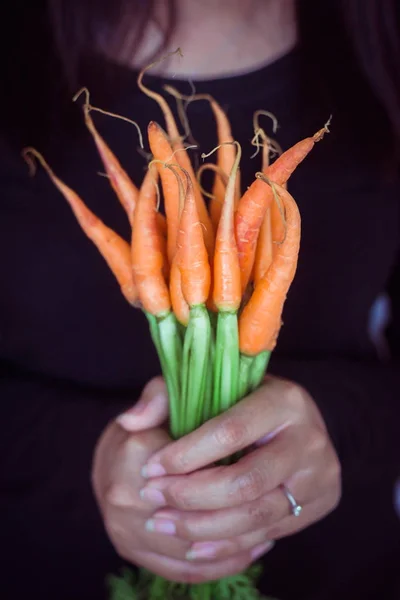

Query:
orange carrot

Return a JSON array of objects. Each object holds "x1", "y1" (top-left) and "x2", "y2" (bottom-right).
[
  {"x1": 138, "y1": 57, "x2": 215, "y2": 257},
  {"x1": 254, "y1": 205, "x2": 273, "y2": 284},
  {"x1": 253, "y1": 128, "x2": 282, "y2": 283},
  {"x1": 175, "y1": 171, "x2": 211, "y2": 307},
  {"x1": 73, "y1": 88, "x2": 143, "y2": 226},
  {"x1": 131, "y1": 168, "x2": 171, "y2": 316},
  {"x1": 165, "y1": 86, "x2": 241, "y2": 230},
  {"x1": 235, "y1": 180, "x2": 274, "y2": 294},
  {"x1": 148, "y1": 121, "x2": 183, "y2": 263},
  {"x1": 170, "y1": 261, "x2": 190, "y2": 326},
  {"x1": 235, "y1": 124, "x2": 328, "y2": 292},
  {"x1": 206, "y1": 97, "x2": 241, "y2": 230},
  {"x1": 212, "y1": 142, "x2": 242, "y2": 312},
  {"x1": 267, "y1": 124, "x2": 328, "y2": 183},
  {"x1": 239, "y1": 175, "x2": 301, "y2": 355},
  {"x1": 22, "y1": 148, "x2": 137, "y2": 305}
]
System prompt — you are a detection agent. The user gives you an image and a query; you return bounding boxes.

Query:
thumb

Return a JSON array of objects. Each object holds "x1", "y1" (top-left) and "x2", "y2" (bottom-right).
[{"x1": 116, "y1": 377, "x2": 169, "y2": 432}]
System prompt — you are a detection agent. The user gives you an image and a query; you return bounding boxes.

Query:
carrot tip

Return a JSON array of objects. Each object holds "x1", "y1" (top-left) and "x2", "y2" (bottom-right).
[
  {"x1": 72, "y1": 87, "x2": 90, "y2": 105},
  {"x1": 21, "y1": 147, "x2": 38, "y2": 177},
  {"x1": 313, "y1": 115, "x2": 332, "y2": 142}
]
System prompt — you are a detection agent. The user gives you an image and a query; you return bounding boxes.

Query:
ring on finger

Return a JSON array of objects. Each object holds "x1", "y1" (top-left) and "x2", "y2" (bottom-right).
[{"x1": 281, "y1": 484, "x2": 302, "y2": 517}]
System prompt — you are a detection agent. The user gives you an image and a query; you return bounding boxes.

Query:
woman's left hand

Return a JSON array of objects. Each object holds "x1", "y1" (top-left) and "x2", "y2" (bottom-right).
[{"x1": 138, "y1": 376, "x2": 341, "y2": 563}]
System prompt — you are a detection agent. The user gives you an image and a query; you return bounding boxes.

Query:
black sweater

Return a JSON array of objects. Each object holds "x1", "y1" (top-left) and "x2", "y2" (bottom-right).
[{"x1": 1, "y1": 50, "x2": 399, "y2": 600}]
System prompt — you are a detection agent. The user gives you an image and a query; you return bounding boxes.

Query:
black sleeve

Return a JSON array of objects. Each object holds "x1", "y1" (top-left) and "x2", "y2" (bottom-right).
[{"x1": 0, "y1": 364, "x2": 137, "y2": 599}]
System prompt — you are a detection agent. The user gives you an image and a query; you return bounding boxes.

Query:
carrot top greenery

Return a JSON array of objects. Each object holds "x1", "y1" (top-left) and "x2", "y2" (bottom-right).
[{"x1": 22, "y1": 49, "x2": 328, "y2": 600}]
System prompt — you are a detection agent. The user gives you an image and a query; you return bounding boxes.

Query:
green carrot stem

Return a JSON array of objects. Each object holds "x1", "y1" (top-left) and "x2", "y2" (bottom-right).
[
  {"x1": 213, "y1": 311, "x2": 239, "y2": 415},
  {"x1": 238, "y1": 353, "x2": 255, "y2": 398},
  {"x1": 156, "y1": 311, "x2": 183, "y2": 438},
  {"x1": 196, "y1": 582, "x2": 212, "y2": 600},
  {"x1": 182, "y1": 305, "x2": 211, "y2": 435},
  {"x1": 180, "y1": 320, "x2": 193, "y2": 436},
  {"x1": 249, "y1": 350, "x2": 271, "y2": 392},
  {"x1": 203, "y1": 327, "x2": 215, "y2": 422}
]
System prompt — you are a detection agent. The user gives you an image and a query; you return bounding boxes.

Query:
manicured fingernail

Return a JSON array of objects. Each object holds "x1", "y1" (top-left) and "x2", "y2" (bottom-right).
[
  {"x1": 139, "y1": 487, "x2": 166, "y2": 507},
  {"x1": 141, "y1": 463, "x2": 166, "y2": 478},
  {"x1": 116, "y1": 392, "x2": 167, "y2": 428},
  {"x1": 251, "y1": 540, "x2": 275, "y2": 560},
  {"x1": 145, "y1": 519, "x2": 176, "y2": 535},
  {"x1": 186, "y1": 543, "x2": 218, "y2": 561}
]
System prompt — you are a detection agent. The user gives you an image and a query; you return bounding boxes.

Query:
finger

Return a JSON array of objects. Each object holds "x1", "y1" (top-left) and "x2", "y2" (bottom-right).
[
  {"x1": 142, "y1": 377, "x2": 299, "y2": 477},
  {"x1": 116, "y1": 376, "x2": 168, "y2": 431},
  {"x1": 105, "y1": 428, "x2": 170, "y2": 510},
  {"x1": 151, "y1": 488, "x2": 285, "y2": 540},
  {"x1": 185, "y1": 529, "x2": 274, "y2": 562},
  {"x1": 131, "y1": 548, "x2": 255, "y2": 584},
  {"x1": 150, "y1": 467, "x2": 322, "y2": 541},
  {"x1": 142, "y1": 427, "x2": 305, "y2": 511},
  {"x1": 265, "y1": 492, "x2": 339, "y2": 540},
  {"x1": 105, "y1": 510, "x2": 193, "y2": 561}
]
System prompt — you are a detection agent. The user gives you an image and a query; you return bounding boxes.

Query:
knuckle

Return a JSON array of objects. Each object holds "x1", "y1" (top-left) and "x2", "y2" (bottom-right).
[
  {"x1": 283, "y1": 381, "x2": 308, "y2": 413},
  {"x1": 234, "y1": 467, "x2": 266, "y2": 503},
  {"x1": 248, "y1": 502, "x2": 274, "y2": 529},
  {"x1": 168, "y1": 449, "x2": 190, "y2": 473},
  {"x1": 167, "y1": 483, "x2": 195, "y2": 510},
  {"x1": 306, "y1": 429, "x2": 328, "y2": 456},
  {"x1": 214, "y1": 416, "x2": 249, "y2": 452}
]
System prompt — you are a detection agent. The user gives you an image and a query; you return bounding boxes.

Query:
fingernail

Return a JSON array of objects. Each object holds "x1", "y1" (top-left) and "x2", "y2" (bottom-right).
[
  {"x1": 139, "y1": 487, "x2": 166, "y2": 507},
  {"x1": 116, "y1": 400, "x2": 147, "y2": 427},
  {"x1": 141, "y1": 463, "x2": 166, "y2": 478},
  {"x1": 116, "y1": 392, "x2": 167, "y2": 428},
  {"x1": 186, "y1": 543, "x2": 218, "y2": 561},
  {"x1": 145, "y1": 519, "x2": 176, "y2": 535},
  {"x1": 251, "y1": 540, "x2": 275, "y2": 560}
]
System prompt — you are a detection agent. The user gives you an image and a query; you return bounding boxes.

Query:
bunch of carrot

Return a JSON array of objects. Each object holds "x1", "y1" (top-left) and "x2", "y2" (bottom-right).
[{"x1": 22, "y1": 54, "x2": 328, "y2": 600}]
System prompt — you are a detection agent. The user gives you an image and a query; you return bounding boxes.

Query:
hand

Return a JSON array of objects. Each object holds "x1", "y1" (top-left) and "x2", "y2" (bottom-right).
[
  {"x1": 92, "y1": 377, "x2": 269, "y2": 584},
  {"x1": 139, "y1": 376, "x2": 341, "y2": 562}
]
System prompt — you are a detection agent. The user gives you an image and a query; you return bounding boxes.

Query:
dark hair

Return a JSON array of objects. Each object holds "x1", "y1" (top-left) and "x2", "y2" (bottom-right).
[{"x1": 1, "y1": 0, "x2": 400, "y2": 152}]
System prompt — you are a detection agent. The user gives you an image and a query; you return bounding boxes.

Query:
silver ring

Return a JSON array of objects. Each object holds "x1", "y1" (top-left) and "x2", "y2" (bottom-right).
[{"x1": 282, "y1": 485, "x2": 302, "y2": 517}]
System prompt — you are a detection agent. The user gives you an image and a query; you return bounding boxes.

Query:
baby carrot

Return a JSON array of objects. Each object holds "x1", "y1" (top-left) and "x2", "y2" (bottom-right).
[
  {"x1": 208, "y1": 142, "x2": 242, "y2": 414},
  {"x1": 169, "y1": 261, "x2": 190, "y2": 326},
  {"x1": 172, "y1": 168, "x2": 212, "y2": 433},
  {"x1": 253, "y1": 131, "x2": 281, "y2": 283},
  {"x1": 213, "y1": 142, "x2": 242, "y2": 312},
  {"x1": 267, "y1": 122, "x2": 329, "y2": 183},
  {"x1": 239, "y1": 175, "x2": 301, "y2": 356},
  {"x1": 131, "y1": 166, "x2": 183, "y2": 438},
  {"x1": 131, "y1": 168, "x2": 171, "y2": 317},
  {"x1": 165, "y1": 87, "x2": 240, "y2": 229},
  {"x1": 235, "y1": 179, "x2": 274, "y2": 294},
  {"x1": 254, "y1": 205, "x2": 273, "y2": 284},
  {"x1": 235, "y1": 124, "x2": 328, "y2": 292},
  {"x1": 175, "y1": 171, "x2": 211, "y2": 307},
  {"x1": 73, "y1": 88, "x2": 143, "y2": 226},
  {"x1": 148, "y1": 121, "x2": 182, "y2": 263},
  {"x1": 138, "y1": 57, "x2": 215, "y2": 256},
  {"x1": 22, "y1": 148, "x2": 137, "y2": 305}
]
